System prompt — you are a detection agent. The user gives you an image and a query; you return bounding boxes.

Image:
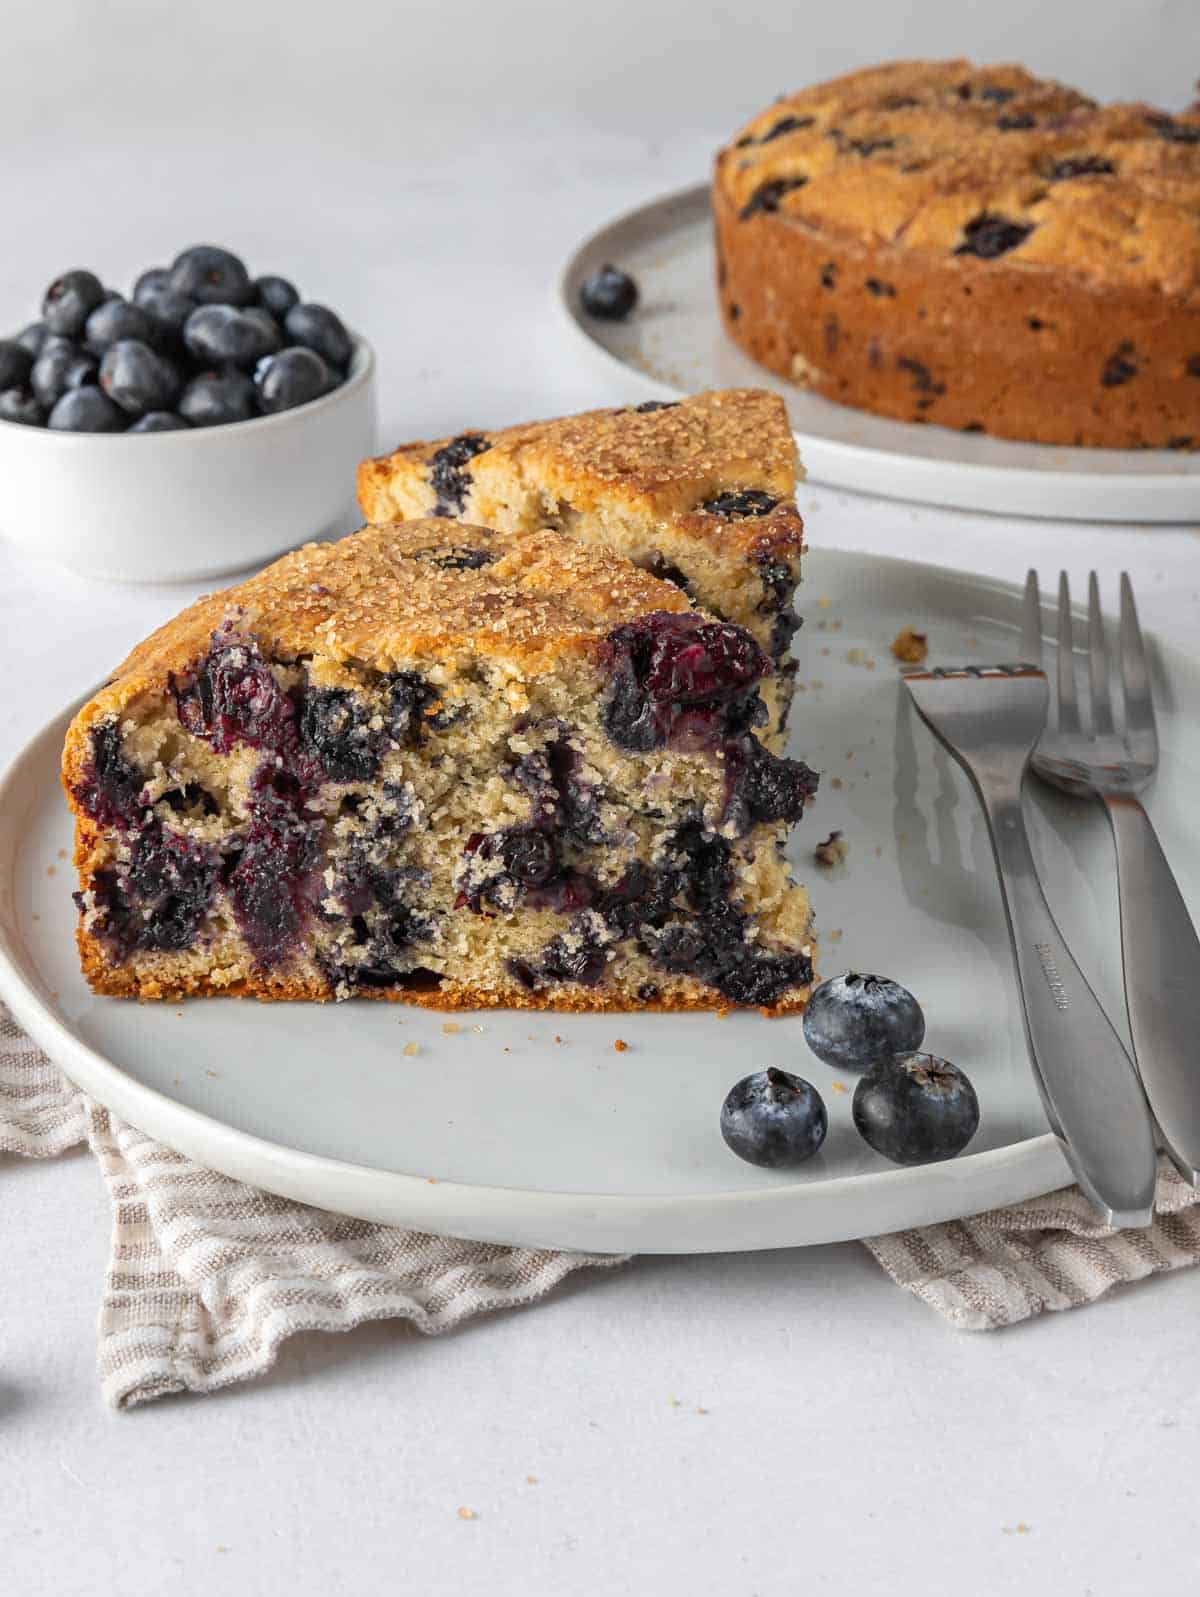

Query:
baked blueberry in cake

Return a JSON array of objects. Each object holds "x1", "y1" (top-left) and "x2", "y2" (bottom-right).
[
  {"x1": 356, "y1": 389, "x2": 806, "y2": 740},
  {"x1": 714, "y1": 60, "x2": 1200, "y2": 449},
  {"x1": 63, "y1": 521, "x2": 818, "y2": 1012}
]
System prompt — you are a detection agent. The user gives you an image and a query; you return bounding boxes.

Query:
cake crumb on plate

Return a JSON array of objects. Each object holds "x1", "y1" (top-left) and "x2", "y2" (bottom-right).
[
  {"x1": 814, "y1": 830, "x2": 849, "y2": 869},
  {"x1": 892, "y1": 626, "x2": 928, "y2": 664}
]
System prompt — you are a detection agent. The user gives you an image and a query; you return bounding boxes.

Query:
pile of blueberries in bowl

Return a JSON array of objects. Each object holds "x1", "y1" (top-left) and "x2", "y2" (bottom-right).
[{"x1": 0, "y1": 245, "x2": 355, "y2": 433}]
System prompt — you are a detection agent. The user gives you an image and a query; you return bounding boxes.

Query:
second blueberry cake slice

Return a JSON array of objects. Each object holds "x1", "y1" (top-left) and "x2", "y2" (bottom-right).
[
  {"x1": 64, "y1": 520, "x2": 818, "y2": 1011},
  {"x1": 356, "y1": 389, "x2": 807, "y2": 740}
]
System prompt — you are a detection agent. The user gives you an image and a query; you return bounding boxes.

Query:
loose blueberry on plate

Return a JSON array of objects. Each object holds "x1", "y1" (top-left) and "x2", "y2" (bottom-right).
[
  {"x1": 0, "y1": 339, "x2": 33, "y2": 391},
  {"x1": 184, "y1": 304, "x2": 283, "y2": 368},
  {"x1": 128, "y1": 410, "x2": 191, "y2": 433},
  {"x1": 802, "y1": 971, "x2": 925, "y2": 1072},
  {"x1": 178, "y1": 369, "x2": 258, "y2": 427},
  {"x1": 0, "y1": 386, "x2": 45, "y2": 426},
  {"x1": 284, "y1": 302, "x2": 352, "y2": 370},
  {"x1": 168, "y1": 244, "x2": 254, "y2": 306},
  {"x1": 47, "y1": 385, "x2": 126, "y2": 432},
  {"x1": 852, "y1": 1052, "x2": 980, "y2": 1166},
  {"x1": 42, "y1": 269, "x2": 106, "y2": 337},
  {"x1": 580, "y1": 263, "x2": 639, "y2": 321},
  {"x1": 720, "y1": 1066, "x2": 828, "y2": 1168},
  {"x1": 99, "y1": 340, "x2": 182, "y2": 415},
  {"x1": 255, "y1": 346, "x2": 333, "y2": 413},
  {"x1": 254, "y1": 275, "x2": 299, "y2": 319}
]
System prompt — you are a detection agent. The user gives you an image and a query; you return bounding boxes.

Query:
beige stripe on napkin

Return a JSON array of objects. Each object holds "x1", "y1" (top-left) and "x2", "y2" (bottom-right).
[
  {"x1": 864, "y1": 1158, "x2": 1200, "y2": 1329},
  {"x1": 5, "y1": 998, "x2": 1200, "y2": 1406}
]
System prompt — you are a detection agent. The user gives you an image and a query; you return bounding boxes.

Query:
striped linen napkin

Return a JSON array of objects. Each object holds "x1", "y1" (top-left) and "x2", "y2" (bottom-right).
[{"x1": 4, "y1": 1003, "x2": 1198, "y2": 1405}]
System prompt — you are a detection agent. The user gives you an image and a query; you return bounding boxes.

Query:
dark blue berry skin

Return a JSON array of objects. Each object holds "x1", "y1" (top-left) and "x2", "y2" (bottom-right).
[
  {"x1": 580, "y1": 263, "x2": 639, "y2": 320},
  {"x1": 84, "y1": 297, "x2": 154, "y2": 355},
  {"x1": 254, "y1": 275, "x2": 299, "y2": 319},
  {"x1": 254, "y1": 346, "x2": 333, "y2": 413},
  {"x1": 31, "y1": 337, "x2": 96, "y2": 408},
  {"x1": 127, "y1": 410, "x2": 191, "y2": 433},
  {"x1": 284, "y1": 302, "x2": 352, "y2": 370},
  {"x1": 47, "y1": 385, "x2": 126, "y2": 432},
  {"x1": 0, "y1": 387, "x2": 45, "y2": 426},
  {"x1": 802, "y1": 972, "x2": 925, "y2": 1073},
  {"x1": 136, "y1": 284, "x2": 196, "y2": 348},
  {"x1": 99, "y1": 340, "x2": 182, "y2": 416},
  {"x1": 720, "y1": 1067, "x2": 828, "y2": 1169},
  {"x1": 168, "y1": 245, "x2": 254, "y2": 307},
  {"x1": 42, "y1": 269, "x2": 106, "y2": 336},
  {"x1": 852, "y1": 1052, "x2": 980, "y2": 1166},
  {"x1": 0, "y1": 339, "x2": 33, "y2": 390},
  {"x1": 178, "y1": 370, "x2": 258, "y2": 427},
  {"x1": 133, "y1": 267, "x2": 170, "y2": 300},
  {"x1": 14, "y1": 321, "x2": 48, "y2": 357},
  {"x1": 184, "y1": 304, "x2": 282, "y2": 369}
]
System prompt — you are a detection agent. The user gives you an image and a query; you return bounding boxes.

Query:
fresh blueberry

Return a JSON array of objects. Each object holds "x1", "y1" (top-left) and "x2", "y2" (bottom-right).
[
  {"x1": 127, "y1": 410, "x2": 191, "y2": 433},
  {"x1": 133, "y1": 267, "x2": 171, "y2": 299},
  {"x1": 47, "y1": 385, "x2": 126, "y2": 432},
  {"x1": 42, "y1": 269, "x2": 106, "y2": 337},
  {"x1": 178, "y1": 369, "x2": 258, "y2": 427},
  {"x1": 0, "y1": 339, "x2": 33, "y2": 390},
  {"x1": 14, "y1": 321, "x2": 48, "y2": 357},
  {"x1": 802, "y1": 972, "x2": 926, "y2": 1073},
  {"x1": 720, "y1": 1067, "x2": 828, "y2": 1168},
  {"x1": 852, "y1": 1052, "x2": 980, "y2": 1165},
  {"x1": 84, "y1": 297, "x2": 155, "y2": 355},
  {"x1": 0, "y1": 387, "x2": 45, "y2": 426},
  {"x1": 184, "y1": 303, "x2": 283, "y2": 368},
  {"x1": 284, "y1": 302, "x2": 352, "y2": 370},
  {"x1": 99, "y1": 339, "x2": 182, "y2": 416},
  {"x1": 31, "y1": 337, "x2": 97, "y2": 408},
  {"x1": 254, "y1": 275, "x2": 299, "y2": 319},
  {"x1": 580, "y1": 263, "x2": 639, "y2": 320},
  {"x1": 136, "y1": 284, "x2": 196, "y2": 348},
  {"x1": 254, "y1": 346, "x2": 333, "y2": 413},
  {"x1": 168, "y1": 244, "x2": 254, "y2": 306}
]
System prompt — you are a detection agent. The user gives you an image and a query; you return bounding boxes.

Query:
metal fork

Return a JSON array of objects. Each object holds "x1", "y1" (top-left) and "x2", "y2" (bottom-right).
[
  {"x1": 1025, "y1": 569, "x2": 1200, "y2": 1185},
  {"x1": 903, "y1": 660, "x2": 1157, "y2": 1227}
]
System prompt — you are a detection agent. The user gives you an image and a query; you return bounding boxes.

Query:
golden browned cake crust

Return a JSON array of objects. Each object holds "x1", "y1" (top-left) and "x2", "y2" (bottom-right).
[
  {"x1": 714, "y1": 60, "x2": 1200, "y2": 448},
  {"x1": 63, "y1": 520, "x2": 817, "y2": 1015},
  {"x1": 69, "y1": 519, "x2": 689, "y2": 737},
  {"x1": 358, "y1": 389, "x2": 807, "y2": 738}
]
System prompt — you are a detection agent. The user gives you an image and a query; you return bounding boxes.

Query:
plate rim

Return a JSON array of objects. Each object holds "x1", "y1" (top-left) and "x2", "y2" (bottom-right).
[{"x1": 558, "y1": 181, "x2": 1200, "y2": 524}]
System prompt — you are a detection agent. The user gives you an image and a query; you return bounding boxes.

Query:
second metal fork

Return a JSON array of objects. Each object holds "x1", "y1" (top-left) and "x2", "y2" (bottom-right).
[{"x1": 1025, "y1": 570, "x2": 1200, "y2": 1185}]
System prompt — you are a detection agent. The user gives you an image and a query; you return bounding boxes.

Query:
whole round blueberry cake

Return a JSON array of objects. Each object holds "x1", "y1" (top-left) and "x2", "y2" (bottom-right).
[
  {"x1": 714, "y1": 60, "x2": 1200, "y2": 449},
  {"x1": 357, "y1": 389, "x2": 806, "y2": 741},
  {"x1": 63, "y1": 521, "x2": 818, "y2": 1011}
]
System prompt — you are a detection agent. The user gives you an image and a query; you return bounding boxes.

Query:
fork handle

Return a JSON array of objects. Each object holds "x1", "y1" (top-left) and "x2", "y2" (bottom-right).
[
  {"x1": 978, "y1": 781, "x2": 1158, "y2": 1227},
  {"x1": 1104, "y1": 793, "x2": 1200, "y2": 1184}
]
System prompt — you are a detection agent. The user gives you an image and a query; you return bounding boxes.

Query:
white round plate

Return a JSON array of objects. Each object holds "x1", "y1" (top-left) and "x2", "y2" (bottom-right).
[
  {"x1": 560, "y1": 184, "x2": 1200, "y2": 524},
  {"x1": 3, "y1": 551, "x2": 1195, "y2": 1253}
]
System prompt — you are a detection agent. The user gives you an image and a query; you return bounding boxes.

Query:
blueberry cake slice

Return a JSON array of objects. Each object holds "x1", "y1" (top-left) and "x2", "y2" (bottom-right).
[
  {"x1": 357, "y1": 389, "x2": 806, "y2": 739},
  {"x1": 64, "y1": 520, "x2": 818, "y2": 1011}
]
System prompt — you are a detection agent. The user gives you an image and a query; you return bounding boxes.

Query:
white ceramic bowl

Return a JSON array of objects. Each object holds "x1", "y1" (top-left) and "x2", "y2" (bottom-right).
[{"x1": 0, "y1": 337, "x2": 376, "y2": 584}]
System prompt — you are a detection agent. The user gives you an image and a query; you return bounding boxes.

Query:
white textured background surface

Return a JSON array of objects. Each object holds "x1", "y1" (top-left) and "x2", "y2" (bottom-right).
[{"x1": 2, "y1": 3, "x2": 1200, "y2": 1593}]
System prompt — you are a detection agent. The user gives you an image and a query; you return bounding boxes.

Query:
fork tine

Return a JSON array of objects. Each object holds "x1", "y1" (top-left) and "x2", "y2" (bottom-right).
[
  {"x1": 1119, "y1": 571, "x2": 1157, "y2": 746},
  {"x1": 1056, "y1": 572, "x2": 1081, "y2": 733},
  {"x1": 1088, "y1": 571, "x2": 1114, "y2": 736},
  {"x1": 1021, "y1": 570, "x2": 1043, "y2": 665}
]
